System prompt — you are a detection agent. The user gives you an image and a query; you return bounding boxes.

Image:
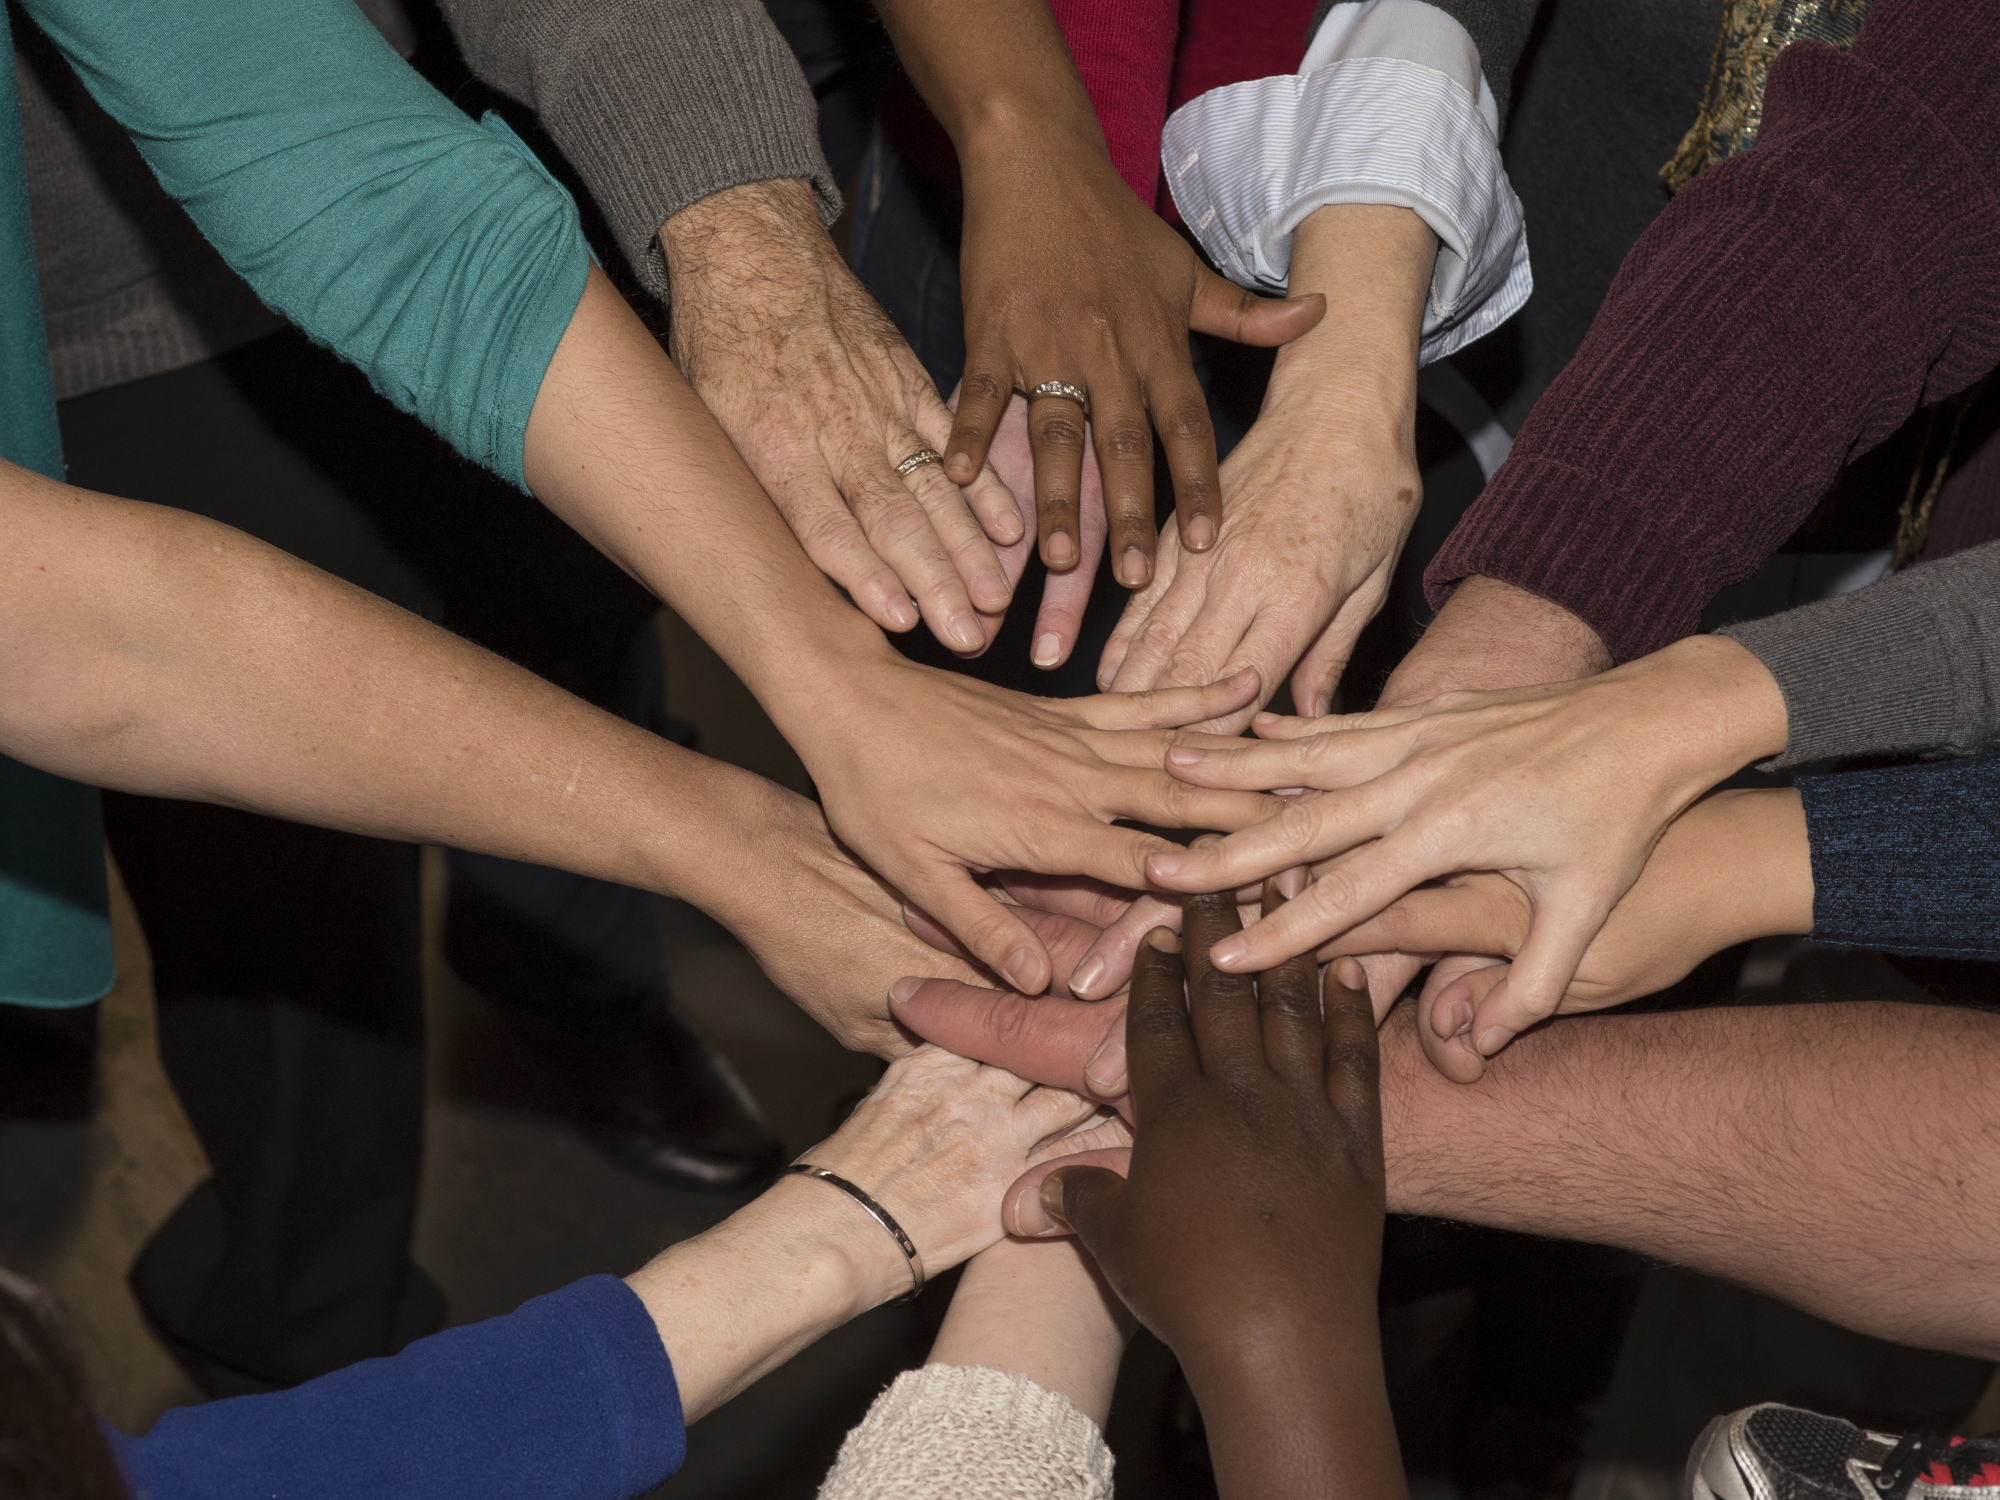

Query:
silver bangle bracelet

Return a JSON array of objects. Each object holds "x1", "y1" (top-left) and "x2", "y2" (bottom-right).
[{"x1": 784, "y1": 1163, "x2": 926, "y2": 1303}]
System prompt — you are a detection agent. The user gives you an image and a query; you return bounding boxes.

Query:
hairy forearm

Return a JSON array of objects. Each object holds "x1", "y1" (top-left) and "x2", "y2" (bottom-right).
[
  {"x1": 0, "y1": 460, "x2": 796, "y2": 926},
  {"x1": 1380, "y1": 1001, "x2": 2000, "y2": 1357},
  {"x1": 1381, "y1": 574, "x2": 1614, "y2": 707}
]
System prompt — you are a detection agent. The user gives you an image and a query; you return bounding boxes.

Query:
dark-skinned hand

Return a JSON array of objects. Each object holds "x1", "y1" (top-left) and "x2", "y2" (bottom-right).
[{"x1": 996, "y1": 890, "x2": 1407, "y2": 1500}]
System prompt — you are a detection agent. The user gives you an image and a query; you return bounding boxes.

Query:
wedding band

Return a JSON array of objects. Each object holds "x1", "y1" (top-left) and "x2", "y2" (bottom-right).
[
  {"x1": 896, "y1": 448, "x2": 944, "y2": 477},
  {"x1": 1029, "y1": 379, "x2": 1088, "y2": 409}
]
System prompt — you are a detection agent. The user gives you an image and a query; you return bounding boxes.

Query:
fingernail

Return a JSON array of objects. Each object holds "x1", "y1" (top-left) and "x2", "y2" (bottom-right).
[
  {"x1": 1210, "y1": 937, "x2": 1248, "y2": 969},
  {"x1": 1440, "y1": 998, "x2": 1472, "y2": 1037},
  {"x1": 1033, "y1": 632, "x2": 1063, "y2": 668},
  {"x1": 1165, "y1": 746, "x2": 1204, "y2": 767},
  {"x1": 1117, "y1": 547, "x2": 1148, "y2": 587},
  {"x1": 1335, "y1": 957, "x2": 1367, "y2": 991},
  {"x1": 1146, "y1": 853, "x2": 1183, "y2": 880},
  {"x1": 887, "y1": 597, "x2": 918, "y2": 630},
  {"x1": 1003, "y1": 947, "x2": 1041, "y2": 994},
  {"x1": 1047, "y1": 531, "x2": 1077, "y2": 569},
  {"x1": 1084, "y1": 1034, "x2": 1127, "y2": 1095},
  {"x1": 1475, "y1": 1024, "x2": 1515, "y2": 1057},
  {"x1": 948, "y1": 613, "x2": 984, "y2": 653},
  {"x1": 1253, "y1": 711, "x2": 1280, "y2": 727},
  {"x1": 1037, "y1": 1175, "x2": 1072, "y2": 1232},
  {"x1": 1275, "y1": 866, "x2": 1306, "y2": 899},
  {"x1": 889, "y1": 977, "x2": 922, "y2": 1007},
  {"x1": 1228, "y1": 668, "x2": 1259, "y2": 691},
  {"x1": 971, "y1": 572, "x2": 1011, "y2": 613},
  {"x1": 1186, "y1": 513, "x2": 1217, "y2": 551},
  {"x1": 1069, "y1": 955, "x2": 1108, "y2": 998}
]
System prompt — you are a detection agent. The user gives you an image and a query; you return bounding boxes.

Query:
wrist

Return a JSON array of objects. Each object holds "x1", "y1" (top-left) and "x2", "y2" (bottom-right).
[
  {"x1": 1676, "y1": 787, "x2": 1814, "y2": 947},
  {"x1": 657, "y1": 178, "x2": 832, "y2": 289},
  {"x1": 756, "y1": 1172, "x2": 919, "y2": 1315}
]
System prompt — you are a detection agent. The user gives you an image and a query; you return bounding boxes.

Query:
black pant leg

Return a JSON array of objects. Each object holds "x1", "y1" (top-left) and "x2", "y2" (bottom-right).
[{"x1": 59, "y1": 337, "x2": 444, "y2": 1395}]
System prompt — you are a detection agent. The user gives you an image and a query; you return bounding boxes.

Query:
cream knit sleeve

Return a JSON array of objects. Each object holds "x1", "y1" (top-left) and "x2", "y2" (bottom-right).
[{"x1": 816, "y1": 1365, "x2": 1115, "y2": 1500}]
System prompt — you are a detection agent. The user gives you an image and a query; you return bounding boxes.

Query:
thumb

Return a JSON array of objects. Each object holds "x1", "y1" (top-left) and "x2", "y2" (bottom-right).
[
  {"x1": 1004, "y1": 1155, "x2": 1131, "y2": 1239},
  {"x1": 1189, "y1": 270, "x2": 1326, "y2": 347}
]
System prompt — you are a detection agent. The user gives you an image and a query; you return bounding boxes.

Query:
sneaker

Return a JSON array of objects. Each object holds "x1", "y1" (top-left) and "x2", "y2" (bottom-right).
[{"x1": 1690, "y1": 1403, "x2": 2000, "y2": 1500}]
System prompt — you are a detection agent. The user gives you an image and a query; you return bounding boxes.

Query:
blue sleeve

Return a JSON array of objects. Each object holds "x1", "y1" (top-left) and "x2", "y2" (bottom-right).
[
  {"x1": 16, "y1": 0, "x2": 590, "y2": 490},
  {"x1": 1799, "y1": 753, "x2": 2000, "y2": 961},
  {"x1": 108, "y1": 1275, "x2": 685, "y2": 1500}
]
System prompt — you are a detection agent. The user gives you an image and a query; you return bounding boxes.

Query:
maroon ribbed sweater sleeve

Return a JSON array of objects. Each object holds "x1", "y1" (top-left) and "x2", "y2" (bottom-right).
[
  {"x1": 1046, "y1": 0, "x2": 1180, "y2": 204},
  {"x1": 1423, "y1": 0, "x2": 2000, "y2": 663}
]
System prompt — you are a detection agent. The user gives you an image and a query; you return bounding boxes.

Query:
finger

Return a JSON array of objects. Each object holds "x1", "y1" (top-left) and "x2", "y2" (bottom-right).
[
  {"x1": 1086, "y1": 391, "x2": 1159, "y2": 588},
  {"x1": 1288, "y1": 616, "x2": 1367, "y2": 721},
  {"x1": 1107, "y1": 565, "x2": 1207, "y2": 696},
  {"x1": 1003, "y1": 1150, "x2": 1132, "y2": 1237},
  {"x1": 1142, "y1": 788, "x2": 1374, "y2": 894},
  {"x1": 1181, "y1": 890, "x2": 1258, "y2": 1071},
  {"x1": 1030, "y1": 544, "x2": 1099, "y2": 670},
  {"x1": 1187, "y1": 269, "x2": 1326, "y2": 348},
  {"x1": 936, "y1": 381, "x2": 1025, "y2": 547},
  {"x1": 772, "y1": 474, "x2": 920, "y2": 633},
  {"x1": 891, "y1": 433, "x2": 1014, "y2": 615},
  {"x1": 1098, "y1": 528, "x2": 1176, "y2": 689},
  {"x1": 1320, "y1": 885, "x2": 1523, "y2": 967},
  {"x1": 1146, "y1": 367, "x2": 1222, "y2": 556},
  {"x1": 1125, "y1": 926, "x2": 1196, "y2": 1109},
  {"x1": 947, "y1": 357, "x2": 1014, "y2": 489},
  {"x1": 1255, "y1": 881, "x2": 1324, "y2": 1078},
  {"x1": 889, "y1": 977, "x2": 1128, "y2": 1108},
  {"x1": 1043, "y1": 1162, "x2": 1130, "y2": 1246},
  {"x1": 1321, "y1": 958, "x2": 1383, "y2": 1141},
  {"x1": 1160, "y1": 724, "x2": 1408, "y2": 794},
  {"x1": 1415, "y1": 957, "x2": 1506, "y2": 1084},
  {"x1": 1356, "y1": 951, "x2": 1427, "y2": 1024},
  {"x1": 1026, "y1": 389, "x2": 1089, "y2": 575},
  {"x1": 1198, "y1": 837, "x2": 1441, "y2": 976},
  {"x1": 1469, "y1": 899, "x2": 1605, "y2": 1058},
  {"x1": 1012, "y1": 1076, "x2": 1104, "y2": 1148},
  {"x1": 842, "y1": 460, "x2": 988, "y2": 655},
  {"x1": 996, "y1": 871, "x2": 1134, "y2": 932},
  {"x1": 915, "y1": 871, "x2": 1055, "y2": 996},
  {"x1": 905, "y1": 898, "x2": 1109, "y2": 992},
  {"x1": 1073, "y1": 667, "x2": 1261, "y2": 731},
  {"x1": 1252, "y1": 710, "x2": 1348, "y2": 740},
  {"x1": 1101, "y1": 772, "x2": 1288, "y2": 844},
  {"x1": 1069, "y1": 891, "x2": 1180, "y2": 1004}
]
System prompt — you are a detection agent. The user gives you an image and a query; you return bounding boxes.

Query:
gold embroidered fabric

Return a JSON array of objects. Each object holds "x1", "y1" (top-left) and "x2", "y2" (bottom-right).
[{"x1": 1662, "y1": 0, "x2": 1871, "y2": 190}]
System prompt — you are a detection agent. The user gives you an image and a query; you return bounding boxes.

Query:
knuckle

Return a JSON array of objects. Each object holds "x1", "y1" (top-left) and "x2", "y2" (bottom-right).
[
  {"x1": 1034, "y1": 412, "x2": 1086, "y2": 450},
  {"x1": 1102, "y1": 421, "x2": 1153, "y2": 465},
  {"x1": 960, "y1": 370, "x2": 1008, "y2": 409}
]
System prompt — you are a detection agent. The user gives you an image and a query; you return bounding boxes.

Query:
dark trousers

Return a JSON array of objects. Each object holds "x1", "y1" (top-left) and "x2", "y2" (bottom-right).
[{"x1": 59, "y1": 330, "x2": 666, "y2": 1395}]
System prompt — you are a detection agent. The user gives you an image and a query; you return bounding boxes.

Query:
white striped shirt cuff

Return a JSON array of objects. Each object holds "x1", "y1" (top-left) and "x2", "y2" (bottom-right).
[{"x1": 1163, "y1": 55, "x2": 1532, "y2": 366}]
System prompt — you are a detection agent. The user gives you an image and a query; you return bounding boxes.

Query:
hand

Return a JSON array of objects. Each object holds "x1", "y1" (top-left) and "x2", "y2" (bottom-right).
[
  {"x1": 800, "y1": 656, "x2": 1282, "y2": 997},
  {"x1": 1007, "y1": 895, "x2": 1404, "y2": 1500},
  {"x1": 661, "y1": 179, "x2": 1023, "y2": 656},
  {"x1": 710, "y1": 780, "x2": 987, "y2": 1056},
  {"x1": 1322, "y1": 787, "x2": 1814, "y2": 1021},
  {"x1": 1150, "y1": 634, "x2": 1791, "y2": 1059},
  {"x1": 947, "y1": 133, "x2": 1323, "y2": 587},
  {"x1": 629, "y1": 1045, "x2": 1111, "y2": 1421},
  {"x1": 1097, "y1": 205, "x2": 1437, "y2": 727}
]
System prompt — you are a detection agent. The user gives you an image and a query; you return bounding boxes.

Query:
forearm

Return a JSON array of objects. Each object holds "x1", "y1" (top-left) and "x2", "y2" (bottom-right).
[
  {"x1": 523, "y1": 266, "x2": 894, "y2": 747},
  {"x1": 627, "y1": 1177, "x2": 908, "y2": 1423},
  {"x1": 0, "y1": 461, "x2": 801, "y2": 928},
  {"x1": 927, "y1": 1237, "x2": 1129, "y2": 1426},
  {"x1": 1381, "y1": 574, "x2": 1613, "y2": 706},
  {"x1": 1380, "y1": 1000, "x2": 2000, "y2": 1357}
]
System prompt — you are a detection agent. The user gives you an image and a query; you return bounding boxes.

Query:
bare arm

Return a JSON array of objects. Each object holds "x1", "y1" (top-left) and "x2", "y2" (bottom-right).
[{"x1": 1379, "y1": 999, "x2": 2000, "y2": 1360}]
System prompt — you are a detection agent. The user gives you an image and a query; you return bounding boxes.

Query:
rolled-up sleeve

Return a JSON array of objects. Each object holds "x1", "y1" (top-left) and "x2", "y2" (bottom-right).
[
  {"x1": 19, "y1": 0, "x2": 591, "y2": 490},
  {"x1": 1162, "y1": 0, "x2": 1529, "y2": 366}
]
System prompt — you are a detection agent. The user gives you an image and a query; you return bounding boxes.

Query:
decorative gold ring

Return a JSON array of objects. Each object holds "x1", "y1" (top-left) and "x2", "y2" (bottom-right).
[
  {"x1": 896, "y1": 448, "x2": 944, "y2": 477},
  {"x1": 1029, "y1": 379, "x2": 1089, "y2": 409}
]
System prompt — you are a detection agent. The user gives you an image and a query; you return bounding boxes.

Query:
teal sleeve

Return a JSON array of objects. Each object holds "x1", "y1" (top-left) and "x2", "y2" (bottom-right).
[{"x1": 17, "y1": 0, "x2": 591, "y2": 490}]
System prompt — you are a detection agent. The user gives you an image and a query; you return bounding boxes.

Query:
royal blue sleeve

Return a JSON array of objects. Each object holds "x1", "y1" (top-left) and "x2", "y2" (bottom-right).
[
  {"x1": 1799, "y1": 753, "x2": 2000, "y2": 961},
  {"x1": 108, "y1": 1275, "x2": 685, "y2": 1500},
  {"x1": 16, "y1": 0, "x2": 590, "y2": 490}
]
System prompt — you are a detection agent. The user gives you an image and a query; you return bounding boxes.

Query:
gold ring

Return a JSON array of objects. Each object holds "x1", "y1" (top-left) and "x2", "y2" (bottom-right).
[
  {"x1": 896, "y1": 448, "x2": 944, "y2": 477},
  {"x1": 1029, "y1": 380, "x2": 1088, "y2": 409}
]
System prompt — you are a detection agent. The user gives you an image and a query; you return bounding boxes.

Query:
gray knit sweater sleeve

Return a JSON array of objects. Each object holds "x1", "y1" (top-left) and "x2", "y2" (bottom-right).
[
  {"x1": 1307, "y1": 0, "x2": 1542, "y2": 128},
  {"x1": 1718, "y1": 539, "x2": 2000, "y2": 769},
  {"x1": 816, "y1": 1365, "x2": 1116, "y2": 1500},
  {"x1": 436, "y1": 0, "x2": 839, "y2": 303}
]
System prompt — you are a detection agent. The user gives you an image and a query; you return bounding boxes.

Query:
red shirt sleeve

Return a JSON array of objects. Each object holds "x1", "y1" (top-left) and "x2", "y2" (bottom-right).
[
  {"x1": 1424, "y1": 0, "x2": 2000, "y2": 663},
  {"x1": 1045, "y1": 0, "x2": 1180, "y2": 204}
]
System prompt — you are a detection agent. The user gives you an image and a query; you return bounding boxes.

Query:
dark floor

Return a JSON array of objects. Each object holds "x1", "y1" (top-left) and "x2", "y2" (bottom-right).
[{"x1": 3, "y1": 607, "x2": 1997, "y2": 1499}]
